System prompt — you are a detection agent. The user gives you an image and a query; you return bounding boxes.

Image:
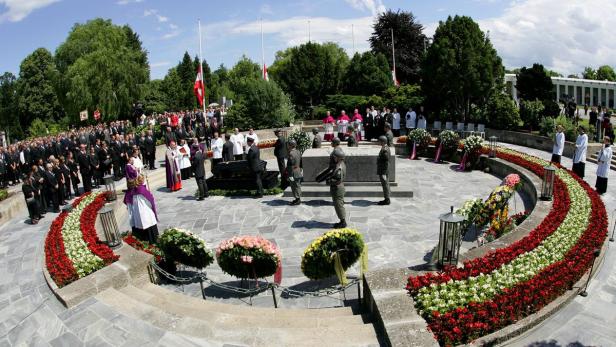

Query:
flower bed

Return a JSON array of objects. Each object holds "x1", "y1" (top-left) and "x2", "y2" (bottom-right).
[
  {"x1": 216, "y1": 236, "x2": 281, "y2": 279},
  {"x1": 406, "y1": 148, "x2": 608, "y2": 346},
  {"x1": 257, "y1": 139, "x2": 276, "y2": 149},
  {"x1": 44, "y1": 192, "x2": 119, "y2": 287}
]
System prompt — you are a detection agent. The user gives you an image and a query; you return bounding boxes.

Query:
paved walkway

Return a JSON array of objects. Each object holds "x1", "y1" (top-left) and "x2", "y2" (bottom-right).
[{"x1": 0, "y1": 143, "x2": 612, "y2": 346}]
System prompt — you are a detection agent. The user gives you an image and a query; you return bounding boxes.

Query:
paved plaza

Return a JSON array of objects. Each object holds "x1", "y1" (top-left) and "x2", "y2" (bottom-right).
[{"x1": 0, "y1": 145, "x2": 614, "y2": 346}]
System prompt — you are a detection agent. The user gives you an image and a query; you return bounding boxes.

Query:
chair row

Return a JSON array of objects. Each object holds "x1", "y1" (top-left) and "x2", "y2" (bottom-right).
[{"x1": 428, "y1": 122, "x2": 486, "y2": 138}]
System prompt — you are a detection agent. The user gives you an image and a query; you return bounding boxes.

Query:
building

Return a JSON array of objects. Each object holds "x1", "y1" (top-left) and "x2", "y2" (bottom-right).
[{"x1": 505, "y1": 73, "x2": 616, "y2": 108}]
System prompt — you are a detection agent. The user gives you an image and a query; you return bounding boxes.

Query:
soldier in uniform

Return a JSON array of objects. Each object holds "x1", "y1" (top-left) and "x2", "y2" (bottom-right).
[
  {"x1": 274, "y1": 129, "x2": 287, "y2": 186},
  {"x1": 286, "y1": 140, "x2": 302, "y2": 205},
  {"x1": 347, "y1": 125, "x2": 358, "y2": 147},
  {"x1": 329, "y1": 138, "x2": 341, "y2": 169},
  {"x1": 327, "y1": 148, "x2": 347, "y2": 228},
  {"x1": 312, "y1": 128, "x2": 322, "y2": 148},
  {"x1": 384, "y1": 123, "x2": 394, "y2": 147},
  {"x1": 377, "y1": 136, "x2": 391, "y2": 205}
]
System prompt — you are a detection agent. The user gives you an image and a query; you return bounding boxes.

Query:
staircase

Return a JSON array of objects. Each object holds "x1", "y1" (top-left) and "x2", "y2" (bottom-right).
[{"x1": 95, "y1": 282, "x2": 381, "y2": 346}]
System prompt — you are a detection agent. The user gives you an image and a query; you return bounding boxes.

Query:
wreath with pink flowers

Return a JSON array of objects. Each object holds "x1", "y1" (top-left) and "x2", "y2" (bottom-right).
[{"x1": 216, "y1": 236, "x2": 282, "y2": 279}]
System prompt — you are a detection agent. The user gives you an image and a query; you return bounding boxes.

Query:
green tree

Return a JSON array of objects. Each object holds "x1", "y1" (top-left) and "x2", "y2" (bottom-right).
[
  {"x1": 421, "y1": 15, "x2": 504, "y2": 120},
  {"x1": 209, "y1": 64, "x2": 232, "y2": 105},
  {"x1": 269, "y1": 42, "x2": 348, "y2": 108},
  {"x1": 582, "y1": 67, "x2": 596, "y2": 80},
  {"x1": 55, "y1": 18, "x2": 149, "y2": 121},
  {"x1": 382, "y1": 84, "x2": 423, "y2": 111},
  {"x1": 370, "y1": 9, "x2": 426, "y2": 84},
  {"x1": 545, "y1": 69, "x2": 562, "y2": 77},
  {"x1": 175, "y1": 52, "x2": 196, "y2": 109},
  {"x1": 0, "y1": 72, "x2": 23, "y2": 139},
  {"x1": 161, "y1": 67, "x2": 183, "y2": 111},
  {"x1": 343, "y1": 52, "x2": 391, "y2": 96},
  {"x1": 16, "y1": 48, "x2": 64, "y2": 129},
  {"x1": 519, "y1": 99, "x2": 545, "y2": 131},
  {"x1": 515, "y1": 63, "x2": 554, "y2": 101},
  {"x1": 480, "y1": 92, "x2": 520, "y2": 129},
  {"x1": 596, "y1": 65, "x2": 616, "y2": 81},
  {"x1": 142, "y1": 79, "x2": 168, "y2": 114}
]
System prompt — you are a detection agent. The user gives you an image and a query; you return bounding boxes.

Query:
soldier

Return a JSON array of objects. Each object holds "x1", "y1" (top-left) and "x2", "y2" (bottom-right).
[
  {"x1": 246, "y1": 137, "x2": 264, "y2": 198},
  {"x1": 192, "y1": 142, "x2": 209, "y2": 200},
  {"x1": 384, "y1": 122, "x2": 394, "y2": 147},
  {"x1": 347, "y1": 125, "x2": 358, "y2": 147},
  {"x1": 286, "y1": 140, "x2": 303, "y2": 205},
  {"x1": 377, "y1": 136, "x2": 391, "y2": 205},
  {"x1": 327, "y1": 148, "x2": 347, "y2": 228},
  {"x1": 312, "y1": 128, "x2": 322, "y2": 148},
  {"x1": 329, "y1": 138, "x2": 341, "y2": 170}
]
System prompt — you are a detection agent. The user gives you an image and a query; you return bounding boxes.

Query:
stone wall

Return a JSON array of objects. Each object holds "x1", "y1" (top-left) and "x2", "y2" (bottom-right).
[{"x1": 486, "y1": 129, "x2": 603, "y2": 158}]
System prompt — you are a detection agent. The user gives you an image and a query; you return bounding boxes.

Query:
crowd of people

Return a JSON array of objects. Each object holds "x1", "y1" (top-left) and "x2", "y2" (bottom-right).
[{"x1": 322, "y1": 106, "x2": 426, "y2": 144}]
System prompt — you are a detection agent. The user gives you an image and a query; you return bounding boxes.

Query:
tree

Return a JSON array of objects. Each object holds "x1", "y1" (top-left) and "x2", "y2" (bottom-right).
[
  {"x1": 582, "y1": 67, "x2": 596, "y2": 80},
  {"x1": 269, "y1": 42, "x2": 348, "y2": 108},
  {"x1": 515, "y1": 63, "x2": 554, "y2": 101},
  {"x1": 370, "y1": 9, "x2": 426, "y2": 84},
  {"x1": 545, "y1": 69, "x2": 562, "y2": 77},
  {"x1": 421, "y1": 15, "x2": 504, "y2": 120},
  {"x1": 0, "y1": 72, "x2": 23, "y2": 139},
  {"x1": 175, "y1": 52, "x2": 196, "y2": 109},
  {"x1": 519, "y1": 99, "x2": 544, "y2": 131},
  {"x1": 142, "y1": 79, "x2": 167, "y2": 115},
  {"x1": 161, "y1": 68, "x2": 183, "y2": 111},
  {"x1": 16, "y1": 48, "x2": 64, "y2": 129},
  {"x1": 480, "y1": 92, "x2": 521, "y2": 129},
  {"x1": 55, "y1": 18, "x2": 149, "y2": 121},
  {"x1": 596, "y1": 65, "x2": 616, "y2": 81},
  {"x1": 225, "y1": 57, "x2": 295, "y2": 129},
  {"x1": 343, "y1": 52, "x2": 391, "y2": 96}
]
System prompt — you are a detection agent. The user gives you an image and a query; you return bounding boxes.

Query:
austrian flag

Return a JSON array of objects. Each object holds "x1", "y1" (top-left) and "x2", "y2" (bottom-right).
[
  {"x1": 194, "y1": 65, "x2": 205, "y2": 106},
  {"x1": 263, "y1": 63, "x2": 269, "y2": 81},
  {"x1": 392, "y1": 69, "x2": 400, "y2": 87}
]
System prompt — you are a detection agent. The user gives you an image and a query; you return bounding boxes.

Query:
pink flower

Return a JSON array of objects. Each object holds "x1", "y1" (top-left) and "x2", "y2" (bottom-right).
[
  {"x1": 241, "y1": 255, "x2": 253, "y2": 264},
  {"x1": 503, "y1": 174, "x2": 520, "y2": 188}
]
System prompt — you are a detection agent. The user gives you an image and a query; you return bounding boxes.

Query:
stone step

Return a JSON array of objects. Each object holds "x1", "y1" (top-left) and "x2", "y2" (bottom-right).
[
  {"x1": 140, "y1": 282, "x2": 355, "y2": 318},
  {"x1": 97, "y1": 287, "x2": 380, "y2": 346},
  {"x1": 283, "y1": 185, "x2": 413, "y2": 198},
  {"x1": 119, "y1": 285, "x2": 368, "y2": 328},
  {"x1": 587, "y1": 155, "x2": 616, "y2": 171}
]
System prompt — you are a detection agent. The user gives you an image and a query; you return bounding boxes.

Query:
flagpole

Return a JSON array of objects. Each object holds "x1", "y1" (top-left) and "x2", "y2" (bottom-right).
[
  {"x1": 198, "y1": 19, "x2": 206, "y2": 114},
  {"x1": 308, "y1": 20, "x2": 311, "y2": 42},
  {"x1": 352, "y1": 24, "x2": 355, "y2": 55},
  {"x1": 261, "y1": 18, "x2": 265, "y2": 79},
  {"x1": 391, "y1": 28, "x2": 396, "y2": 79}
]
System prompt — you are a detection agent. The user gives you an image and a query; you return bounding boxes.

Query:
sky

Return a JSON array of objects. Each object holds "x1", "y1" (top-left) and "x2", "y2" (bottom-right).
[{"x1": 0, "y1": 0, "x2": 615, "y2": 80}]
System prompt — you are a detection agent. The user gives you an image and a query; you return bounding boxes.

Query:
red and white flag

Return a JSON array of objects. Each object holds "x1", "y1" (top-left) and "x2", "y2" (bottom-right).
[
  {"x1": 194, "y1": 65, "x2": 205, "y2": 107},
  {"x1": 263, "y1": 64, "x2": 269, "y2": 81},
  {"x1": 94, "y1": 109, "x2": 101, "y2": 121},
  {"x1": 392, "y1": 69, "x2": 400, "y2": 87}
]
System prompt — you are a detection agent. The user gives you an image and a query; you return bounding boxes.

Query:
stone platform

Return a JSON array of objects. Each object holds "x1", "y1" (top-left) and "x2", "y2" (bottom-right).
[{"x1": 302, "y1": 147, "x2": 396, "y2": 182}]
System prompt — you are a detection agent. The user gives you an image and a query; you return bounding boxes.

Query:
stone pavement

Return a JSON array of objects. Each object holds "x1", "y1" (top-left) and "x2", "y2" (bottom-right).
[
  {"x1": 0, "y1": 143, "x2": 610, "y2": 346},
  {"x1": 150, "y1": 156, "x2": 526, "y2": 308}
]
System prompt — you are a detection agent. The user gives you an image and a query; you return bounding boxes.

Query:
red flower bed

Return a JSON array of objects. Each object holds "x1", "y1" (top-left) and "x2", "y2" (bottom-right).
[
  {"x1": 80, "y1": 193, "x2": 119, "y2": 264},
  {"x1": 407, "y1": 153, "x2": 570, "y2": 292},
  {"x1": 426, "y1": 177, "x2": 607, "y2": 345},
  {"x1": 123, "y1": 234, "x2": 162, "y2": 262},
  {"x1": 44, "y1": 211, "x2": 78, "y2": 287}
]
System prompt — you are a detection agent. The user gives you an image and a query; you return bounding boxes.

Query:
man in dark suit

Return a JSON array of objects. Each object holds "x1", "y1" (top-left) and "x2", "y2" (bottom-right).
[
  {"x1": 164, "y1": 127, "x2": 177, "y2": 146},
  {"x1": 143, "y1": 130, "x2": 156, "y2": 169},
  {"x1": 222, "y1": 133, "x2": 234, "y2": 162},
  {"x1": 77, "y1": 145, "x2": 92, "y2": 193},
  {"x1": 44, "y1": 163, "x2": 60, "y2": 213},
  {"x1": 246, "y1": 137, "x2": 263, "y2": 198},
  {"x1": 192, "y1": 144, "x2": 209, "y2": 200},
  {"x1": 312, "y1": 128, "x2": 322, "y2": 148},
  {"x1": 273, "y1": 129, "x2": 287, "y2": 184}
]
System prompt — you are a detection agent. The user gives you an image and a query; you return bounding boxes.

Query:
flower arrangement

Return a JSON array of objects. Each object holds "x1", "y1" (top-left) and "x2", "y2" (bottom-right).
[
  {"x1": 158, "y1": 228, "x2": 214, "y2": 269},
  {"x1": 503, "y1": 173, "x2": 521, "y2": 189},
  {"x1": 257, "y1": 139, "x2": 277, "y2": 149},
  {"x1": 301, "y1": 228, "x2": 365, "y2": 280},
  {"x1": 216, "y1": 236, "x2": 281, "y2": 279},
  {"x1": 456, "y1": 198, "x2": 484, "y2": 231},
  {"x1": 44, "y1": 192, "x2": 119, "y2": 287},
  {"x1": 437, "y1": 130, "x2": 460, "y2": 152},
  {"x1": 475, "y1": 185, "x2": 516, "y2": 228},
  {"x1": 462, "y1": 135, "x2": 484, "y2": 154},
  {"x1": 408, "y1": 128, "x2": 432, "y2": 149},
  {"x1": 485, "y1": 206, "x2": 514, "y2": 242},
  {"x1": 406, "y1": 148, "x2": 608, "y2": 346}
]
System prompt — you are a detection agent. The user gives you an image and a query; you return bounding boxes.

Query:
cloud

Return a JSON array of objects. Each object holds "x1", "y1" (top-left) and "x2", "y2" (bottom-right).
[
  {"x1": 150, "y1": 61, "x2": 171, "y2": 68},
  {"x1": 0, "y1": 0, "x2": 59, "y2": 22},
  {"x1": 169, "y1": 23, "x2": 178, "y2": 30},
  {"x1": 476, "y1": 0, "x2": 616, "y2": 75},
  {"x1": 116, "y1": 0, "x2": 144, "y2": 5},
  {"x1": 229, "y1": 16, "x2": 375, "y2": 55},
  {"x1": 344, "y1": 0, "x2": 385, "y2": 16},
  {"x1": 143, "y1": 8, "x2": 168, "y2": 23},
  {"x1": 162, "y1": 31, "x2": 180, "y2": 40}
]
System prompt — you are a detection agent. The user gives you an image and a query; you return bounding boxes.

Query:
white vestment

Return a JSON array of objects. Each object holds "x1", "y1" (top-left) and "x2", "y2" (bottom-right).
[{"x1": 128, "y1": 195, "x2": 157, "y2": 229}]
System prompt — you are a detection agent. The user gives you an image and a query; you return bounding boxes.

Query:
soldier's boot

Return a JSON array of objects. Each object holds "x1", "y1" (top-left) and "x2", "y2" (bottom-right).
[
  {"x1": 334, "y1": 220, "x2": 347, "y2": 228},
  {"x1": 378, "y1": 199, "x2": 391, "y2": 205}
]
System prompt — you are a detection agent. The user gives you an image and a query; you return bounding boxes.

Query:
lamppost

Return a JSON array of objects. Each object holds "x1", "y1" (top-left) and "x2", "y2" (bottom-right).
[
  {"x1": 437, "y1": 206, "x2": 465, "y2": 268},
  {"x1": 98, "y1": 205, "x2": 122, "y2": 248},
  {"x1": 540, "y1": 165, "x2": 556, "y2": 201},
  {"x1": 489, "y1": 136, "x2": 498, "y2": 158}
]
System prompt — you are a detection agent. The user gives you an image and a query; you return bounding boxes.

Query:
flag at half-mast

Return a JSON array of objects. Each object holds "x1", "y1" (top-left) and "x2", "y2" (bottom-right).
[
  {"x1": 263, "y1": 63, "x2": 269, "y2": 81},
  {"x1": 194, "y1": 65, "x2": 205, "y2": 106},
  {"x1": 391, "y1": 69, "x2": 400, "y2": 87}
]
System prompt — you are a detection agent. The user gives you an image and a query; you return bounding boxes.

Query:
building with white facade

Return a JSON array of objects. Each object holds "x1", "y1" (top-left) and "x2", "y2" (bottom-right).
[{"x1": 505, "y1": 73, "x2": 616, "y2": 108}]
